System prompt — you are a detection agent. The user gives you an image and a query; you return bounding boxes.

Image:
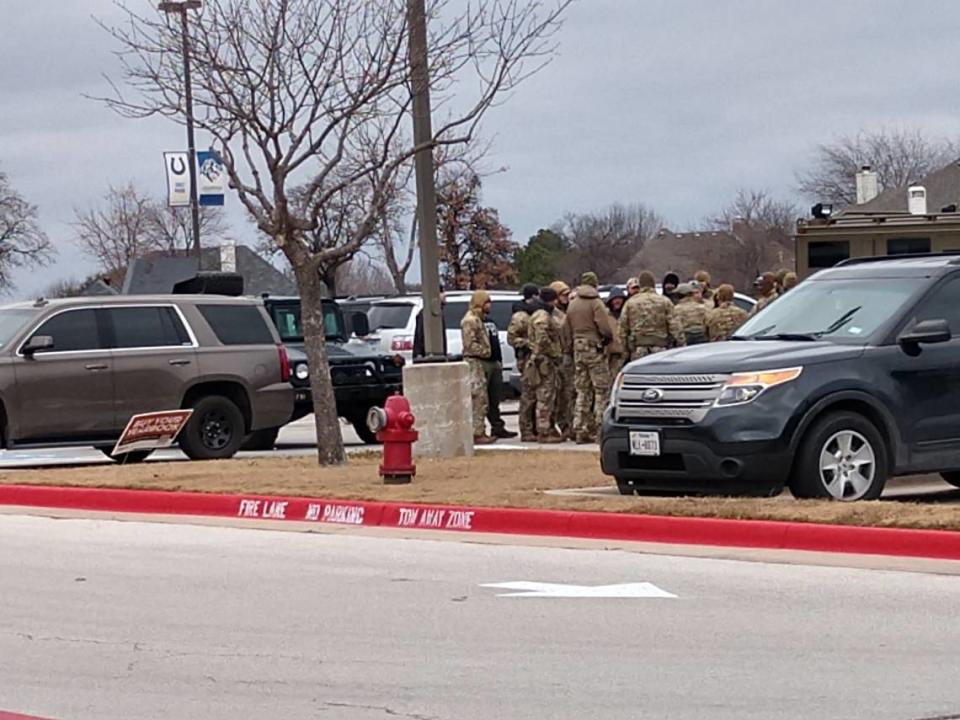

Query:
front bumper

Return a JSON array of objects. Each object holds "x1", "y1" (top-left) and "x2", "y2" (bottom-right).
[{"x1": 600, "y1": 405, "x2": 794, "y2": 495}]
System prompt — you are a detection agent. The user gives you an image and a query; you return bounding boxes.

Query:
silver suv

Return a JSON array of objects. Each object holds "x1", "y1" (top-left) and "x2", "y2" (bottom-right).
[{"x1": 0, "y1": 295, "x2": 293, "y2": 461}]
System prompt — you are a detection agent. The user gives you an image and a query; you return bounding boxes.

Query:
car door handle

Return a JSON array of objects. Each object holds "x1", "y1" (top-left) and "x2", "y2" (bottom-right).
[
  {"x1": 169, "y1": 359, "x2": 192, "y2": 366},
  {"x1": 84, "y1": 363, "x2": 109, "y2": 371}
]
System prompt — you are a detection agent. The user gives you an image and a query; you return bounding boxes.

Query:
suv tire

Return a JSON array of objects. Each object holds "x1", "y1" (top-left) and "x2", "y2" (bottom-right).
[
  {"x1": 790, "y1": 411, "x2": 889, "y2": 501},
  {"x1": 100, "y1": 448, "x2": 153, "y2": 464},
  {"x1": 241, "y1": 426, "x2": 280, "y2": 452},
  {"x1": 179, "y1": 396, "x2": 245, "y2": 461},
  {"x1": 940, "y1": 472, "x2": 960, "y2": 489}
]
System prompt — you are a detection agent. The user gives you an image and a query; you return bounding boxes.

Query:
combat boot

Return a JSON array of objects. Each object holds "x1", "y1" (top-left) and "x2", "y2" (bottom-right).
[{"x1": 474, "y1": 435, "x2": 496, "y2": 445}]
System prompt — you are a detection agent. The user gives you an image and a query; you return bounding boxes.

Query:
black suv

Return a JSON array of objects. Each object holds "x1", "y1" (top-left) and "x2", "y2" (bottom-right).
[
  {"x1": 259, "y1": 296, "x2": 403, "y2": 447},
  {"x1": 602, "y1": 254, "x2": 960, "y2": 500}
]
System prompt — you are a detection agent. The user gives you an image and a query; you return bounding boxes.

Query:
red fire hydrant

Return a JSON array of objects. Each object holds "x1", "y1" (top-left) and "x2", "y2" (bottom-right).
[{"x1": 367, "y1": 394, "x2": 418, "y2": 485}]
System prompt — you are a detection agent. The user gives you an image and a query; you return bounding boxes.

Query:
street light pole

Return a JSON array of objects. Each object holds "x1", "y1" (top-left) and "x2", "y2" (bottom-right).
[
  {"x1": 406, "y1": 0, "x2": 444, "y2": 358},
  {"x1": 159, "y1": 1, "x2": 202, "y2": 261}
]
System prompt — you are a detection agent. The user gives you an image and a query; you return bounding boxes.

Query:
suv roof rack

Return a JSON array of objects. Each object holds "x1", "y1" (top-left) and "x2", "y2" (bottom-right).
[{"x1": 836, "y1": 252, "x2": 960, "y2": 268}]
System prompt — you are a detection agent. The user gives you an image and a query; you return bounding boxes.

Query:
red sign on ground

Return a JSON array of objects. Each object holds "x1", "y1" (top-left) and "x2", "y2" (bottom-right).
[{"x1": 112, "y1": 410, "x2": 193, "y2": 456}]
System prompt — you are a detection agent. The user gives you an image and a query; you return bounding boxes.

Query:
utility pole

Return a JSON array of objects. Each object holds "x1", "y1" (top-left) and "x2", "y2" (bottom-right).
[
  {"x1": 407, "y1": 0, "x2": 444, "y2": 358},
  {"x1": 159, "y1": 1, "x2": 202, "y2": 261}
]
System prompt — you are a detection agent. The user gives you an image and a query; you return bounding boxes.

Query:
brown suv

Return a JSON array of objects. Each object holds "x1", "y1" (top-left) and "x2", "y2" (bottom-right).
[{"x1": 0, "y1": 295, "x2": 293, "y2": 461}]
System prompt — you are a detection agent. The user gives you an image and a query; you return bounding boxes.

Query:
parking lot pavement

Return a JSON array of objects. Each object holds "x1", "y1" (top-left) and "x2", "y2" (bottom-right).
[{"x1": 2, "y1": 514, "x2": 960, "y2": 720}]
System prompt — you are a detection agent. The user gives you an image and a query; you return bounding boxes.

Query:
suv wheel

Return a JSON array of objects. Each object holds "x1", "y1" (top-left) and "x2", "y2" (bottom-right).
[
  {"x1": 241, "y1": 426, "x2": 280, "y2": 452},
  {"x1": 100, "y1": 448, "x2": 153, "y2": 464},
  {"x1": 179, "y1": 396, "x2": 245, "y2": 460},
  {"x1": 790, "y1": 412, "x2": 888, "y2": 501}
]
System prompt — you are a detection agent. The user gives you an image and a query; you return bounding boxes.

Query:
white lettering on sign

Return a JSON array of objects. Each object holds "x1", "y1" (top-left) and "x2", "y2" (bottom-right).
[
  {"x1": 480, "y1": 581, "x2": 677, "y2": 598},
  {"x1": 396, "y1": 507, "x2": 473, "y2": 530},
  {"x1": 238, "y1": 499, "x2": 261, "y2": 518},
  {"x1": 445, "y1": 510, "x2": 474, "y2": 530},
  {"x1": 262, "y1": 501, "x2": 288, "y2": 520},
  {"x1": 321, "y1": 504, "x2": 365, "y2": 525},
  {"x1": 237, "y1": 499, "x2": 286, "y2": 519},
  {"x1": 305, "y1": 503, "x2": 322, "y2": 521}
]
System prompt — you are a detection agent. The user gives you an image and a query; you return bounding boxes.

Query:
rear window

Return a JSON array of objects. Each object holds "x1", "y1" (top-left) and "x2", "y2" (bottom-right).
[
  {"x1": 198, "y1": 304, "x2": 275, "y2": 345},
  {"x1": 109, "y1": 306, "x2": 191, "y2": 349},
  {"x1": 368, "y1": 303, "x2": 414, "y2": 330}
]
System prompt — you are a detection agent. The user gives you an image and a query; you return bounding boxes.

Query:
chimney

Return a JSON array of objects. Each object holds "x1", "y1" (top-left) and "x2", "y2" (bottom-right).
[
  {"x1": 908, "y1": 186, "x2": 927, "y2": 215},
  {"x1": 219, "y1": 239, "x2": 237, "y2": 273},
  {"x1": 855, "y1": 165, "x2": 880, "y2": 205}
]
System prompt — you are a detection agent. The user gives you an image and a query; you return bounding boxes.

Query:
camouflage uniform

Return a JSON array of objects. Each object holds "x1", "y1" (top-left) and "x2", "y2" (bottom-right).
[
  {"x1": 461, "y1": 304, "x2": 492, "y2": 438},
  {"x1": 507, "y1": 307, "x2": 535, "y2": 438},
  {"x1": 674, "y1": 297, "x2": 709, "y2": 345},
  {"x1": 707, "y1": 302, "x2": 749, "y2": 341},
  {"x1": 529, "y1": 307, "x2": 562, "y2": 437},
  {"x1": 619, "y1": 287, "x2": 684, "y2": 361},
  {"x1": 749, "y1": 290, "x2": 779, "y2": 317},
  {"x1": 552, "y1": 306, "x2": 576, "y2": 437},
  {"x1": 563, "y1": 284, "x2": 613, "y2": 441}
]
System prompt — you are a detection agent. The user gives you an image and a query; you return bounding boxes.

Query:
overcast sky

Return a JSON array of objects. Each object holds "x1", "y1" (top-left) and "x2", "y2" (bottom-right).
[{"x1": 3, "y1": 0, "x2": 960, "y2": 298}]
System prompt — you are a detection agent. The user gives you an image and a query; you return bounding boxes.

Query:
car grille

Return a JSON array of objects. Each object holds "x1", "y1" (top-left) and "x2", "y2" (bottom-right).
[{"x1": 615, "y1": 373, "x2": 730, "y2": 424}]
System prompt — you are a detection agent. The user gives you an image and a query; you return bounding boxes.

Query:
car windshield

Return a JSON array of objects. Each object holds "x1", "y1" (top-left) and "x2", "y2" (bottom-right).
[
  {"x1": 368, "y1": 303, "x2": 414, "y2": 330},
  {"x1": 734, "y1": 277, "x2": 925, "y2": 342},
  {"x1": 0, "y1": 308, "x2": 39, "y2": 349},
  {"x1": 270, "y1": 302, "x2": 343, "y2": 342}
]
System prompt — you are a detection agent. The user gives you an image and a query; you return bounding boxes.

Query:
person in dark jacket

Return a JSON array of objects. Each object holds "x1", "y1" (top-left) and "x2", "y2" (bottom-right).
[
  {"x1": 412, "y1": 289, "x2": 448, "y2": 360},
  {"x1": 483, "y1": 299, "x2": 517, "y2": 439},
  {"x1": 662, "y1": 272, "x2": 681, "y2": 304},
  {"x1": 605, "y1": 287, "x2": 626, "y2": 320}
]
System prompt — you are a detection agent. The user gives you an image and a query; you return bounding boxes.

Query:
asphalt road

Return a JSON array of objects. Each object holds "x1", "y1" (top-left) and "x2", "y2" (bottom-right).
[{"x1": 2, "y1": 514, "x2": 960, "y2": 720}]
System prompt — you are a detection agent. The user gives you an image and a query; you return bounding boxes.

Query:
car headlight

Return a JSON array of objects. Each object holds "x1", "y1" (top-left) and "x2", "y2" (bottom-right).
[
  {"x1": 295, "y1": 363, "x2": 309, "y2": 381},
  {"x1": 609, "y1": 371, "x2": 625, "y2": 407},
  {"x1": 715, "y1": 367, "x2": 802, "y2": 407}
]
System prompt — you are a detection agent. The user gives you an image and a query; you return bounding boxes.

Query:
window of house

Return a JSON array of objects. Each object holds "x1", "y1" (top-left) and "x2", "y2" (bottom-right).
[
  {"x1": 887, "y1": 238, "x2": 931, "y2": 255},
  {"x1": 807, "y1": 241, "x2": 850, "y2": 269}
]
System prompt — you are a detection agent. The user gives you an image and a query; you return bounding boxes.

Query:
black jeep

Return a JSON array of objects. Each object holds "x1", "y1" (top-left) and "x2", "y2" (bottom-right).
[{"x1": 251, "y1": 296, "x2": 403, "y2": 448}]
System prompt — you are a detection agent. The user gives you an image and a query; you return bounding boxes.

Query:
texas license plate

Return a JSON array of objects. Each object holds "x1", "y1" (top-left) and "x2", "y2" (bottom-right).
[{"x1": 629, "y1": 430, "x2": 661, "y2": 456}]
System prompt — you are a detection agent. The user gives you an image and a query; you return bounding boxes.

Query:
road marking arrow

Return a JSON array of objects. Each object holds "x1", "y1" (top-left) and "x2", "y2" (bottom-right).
[{"x1": 480, "y1": 581, "x2": 677, "y2": 598}]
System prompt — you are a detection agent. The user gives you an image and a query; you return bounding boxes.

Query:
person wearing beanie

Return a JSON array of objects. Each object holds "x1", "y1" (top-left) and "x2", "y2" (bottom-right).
[
  {"x1": 461, "y1": 290, "x2": 496, "y2": 445},
  {"x1": 562, "y1": 271, "x2": 614, "y2": 443},
  {"x1": 661, "y1": 272, "x2": 680, "y2": 304},
  {"x1": 604, "y1": 288, "x2": 626, "y2": 375},
  {"x1": 528, "y1": 287, "x2": 564, "y2": 443},
  {"x1": 508, "y1": 285, "x2": 544, "y2": 441},
  {"x1": 549, "y1": 280, "x2": 575, "y2": 439},
  {"x1": 620, "y1": 270, "x2": 684, "y2": 360}
]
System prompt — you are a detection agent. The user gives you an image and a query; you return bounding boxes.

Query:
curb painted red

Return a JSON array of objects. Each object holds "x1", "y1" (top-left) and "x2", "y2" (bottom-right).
[
  {"x1": 2, "y1": 483, "x2": 960, "y2": 561},
  {"x1": 0, "y1": 712, "x2": 55, "y2": 720}
]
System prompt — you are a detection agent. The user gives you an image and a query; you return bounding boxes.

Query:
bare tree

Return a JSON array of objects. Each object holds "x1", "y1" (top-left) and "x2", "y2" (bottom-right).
[
  {"x1": 796, "y1": 128, "x2": 958, "y2": 207},
  {"x1": 336, "y1": 256, "x2": 395, "y2": 296},
  {"x1": 99, "y1": 0, "x2": 570, "y2": 465},
  {"x1": 560, "y1": 203, "x2": 662, "y2": 283},
  {"x1": 707, "y1": 188, "x2": 799, "y2": 236},
  {"x1": 0, "y1": 170, "x2": 54, "y2": 291},
  {"x1": 74, "y1": 183, "x2": 230, "y2": 276}
]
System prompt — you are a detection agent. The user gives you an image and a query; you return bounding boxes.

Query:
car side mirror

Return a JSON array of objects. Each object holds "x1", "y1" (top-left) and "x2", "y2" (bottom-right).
[
  {"x1": 351, "y1": 312, "x2": 370, "y2": 338},
  {"x1": 23, "y1": 335, "x2": 54, "y2": 355},
  {"x1": 898, "y1": 319, "x2": 951, "y2": 347}
]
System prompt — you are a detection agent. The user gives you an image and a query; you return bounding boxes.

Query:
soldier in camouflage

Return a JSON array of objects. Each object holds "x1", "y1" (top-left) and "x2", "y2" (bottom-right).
[
  {"x1": 549, "y1": 280, "x2": 575, "y2": 439},
  {"x1": 507, "y1": 284, "x2": 540, "y2": 441},
  {"x1": 694, "y1": 270, "x2": 714, "y2": 306},
  {"x1": 529, "y1": 287, "x2": 564, "y2": 443},
  {"x1": 673, "y1": 282, "x2": 709, "y2": 345},
  {"x1": 562, "y1": 271, "x2": 613, "y2": 443},
  {"x1": 619, "y1": 271, "x2": 684, "y2": 360},
  {"x1": 750, "y1": 272, "x2": 779, "y2": 316},
  {"x1": 707, "y1": 284, "x2": 749, "y2": 341},
  {"x1": 460, "y1": 290, "x2": 495, "y2": 445}
]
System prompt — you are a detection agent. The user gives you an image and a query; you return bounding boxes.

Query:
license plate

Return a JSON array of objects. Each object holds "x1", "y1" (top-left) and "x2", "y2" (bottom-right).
[{"x1": 629, "y1": 430, "x2": 660, "y2": 456}]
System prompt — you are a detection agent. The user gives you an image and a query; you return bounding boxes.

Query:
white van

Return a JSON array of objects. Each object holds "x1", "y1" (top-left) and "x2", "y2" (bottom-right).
[{"x1": 366, "y1": 291, "x2": 521, "y2": 386}]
